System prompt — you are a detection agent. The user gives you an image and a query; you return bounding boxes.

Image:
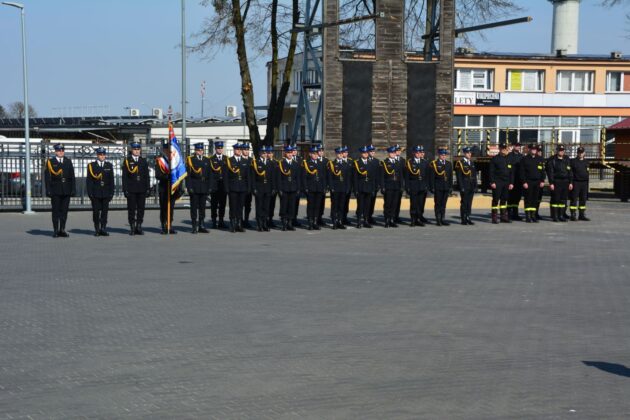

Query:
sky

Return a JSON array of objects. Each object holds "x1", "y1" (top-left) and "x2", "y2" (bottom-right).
[{"x1": 1, "y1": 0, "x2": 629, "y2": 118}]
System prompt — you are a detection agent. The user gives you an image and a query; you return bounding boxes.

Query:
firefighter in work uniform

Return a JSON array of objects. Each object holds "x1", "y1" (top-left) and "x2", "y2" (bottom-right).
[
  {"x1": 519, "y1": 143, "x2": 546, "y2": 223},
  {"x1": 489, "y1": 143, "x2": 515, "y2": 224},
  {"x1": 570, "y1": 146, "x2": 590, "y2": 221},
  {"x1": 546, "y1": 144, "x2": 573, "y2": 222},
  {"x1": 507, "y1": 143, "x2": 524, "y2": 220}
]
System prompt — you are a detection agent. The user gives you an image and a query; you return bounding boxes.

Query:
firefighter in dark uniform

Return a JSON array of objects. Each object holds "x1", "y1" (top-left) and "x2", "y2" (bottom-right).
[
  {"x1": 455, "y1": 146, "x2": 477, "y2": 226},
  {"x1": 251, "y1": 145, "x2": 275, "y2": 231},
  {"x1": 341, "y1": 146, "x2": 353, "y2": 225},
  {"x1": 122, "y1": 142, "x2": 150, "y2": 235},
  {"x1": 86, "y1": 147, "x2": 114, "y2": 236},
  {"x1": 507, "y1": 143, "x2": 524, "y2": 220},
  {"x1": 489, "y1": 143, "x2": 514, "y2": 224},
  {"x1": 381, "y1": 145, "x2": 404, "y2": 228},
  {"x1": 354, "y1": 146, "x2": 378, "y2": 228},
  {"x1": 570, "y1": 146, "x2": 590, "y2": 221},
  {"x1": 404, "y1": 145, "x2": 430, "y2": 227},
  {"x1": 519, "y1": 143, "x2": 546, "y2": 223},
  {"x1": 45, "y1": 143, "x2": 75, "y2": 238},
  {"x1": 224, "y1": 143, "x2": 252, "y2": 232},
  {"x1": 366, "y1": 144, "x2": 379, "y2": 225},
  {"x1": 316, "y1": 144, "x2": 329, "y2": 226},
  {"x1": 209, "y1": 140, "x2": 228, "y2": 229},
  {"x1": 276, "y1": 145, "x2": 301, "y2": 231},
  {"x1": 291, "y1": 147, "x2": 303, "y2": 227},
  {"x1": 302, "y1": 146, "x2": 327, "y2": 230},
  {"x1": 546, "y1": 144, "x2": 573, "y2": 222},
  {"x1": 241, "y1": 142, "x2": 254, "y2": 228},
  {"x1": 186, "y1": 142, "x2": 213, "y2": 234},
  {"x1": 393, "y1": 144, "x2": 404, "y2": 224},
  {"x1": 155, "y1": 141, "x2": 177, "y2": 234},
  {"x1": 327, "y1": 147, "x2": 351, "y2": 230},
  {"x1": 429, "y1": 148, "x2": 454, "y2": 226},
  {"x1": 267, "y1": 151, "x2": 279, "y2": 229},
  {"x1": 535, "y1": 146, "x2": 545, "y2": 220}
]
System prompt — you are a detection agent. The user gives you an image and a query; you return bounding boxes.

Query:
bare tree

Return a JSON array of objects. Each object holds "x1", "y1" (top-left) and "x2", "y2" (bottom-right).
[
  {"x1": 8, "y1": 102, "x2": 37, "y2": 119},
  {"x1": 193, "y1": 0, "x2": 300, "y2": 149},
  {"x1": 0, "y1": 105, "x2": 7, "y2": 119}
]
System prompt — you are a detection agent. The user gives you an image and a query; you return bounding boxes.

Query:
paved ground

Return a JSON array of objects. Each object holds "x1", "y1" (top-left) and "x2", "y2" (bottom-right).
[{"x1": 1, "y1": 197, "x2": 629, "y2": 419}]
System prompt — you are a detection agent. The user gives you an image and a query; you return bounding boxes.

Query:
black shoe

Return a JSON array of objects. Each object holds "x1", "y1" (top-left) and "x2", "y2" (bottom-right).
[
  {"x1": 212, "y1": 220, "x2": 218, "y2": 229},
  {"x1": 287, "y1": 222, "x2": 295, "y2": 231},
  {"x1": 441, "y1": 218, "x2": 450, "y2": 226},
  {"x1": 191, "y1": 223, "x2": 198, "y2": 234},
  {"x1": 168, "y1": 228, "x2": 177, "y2": 234},
  {"x1": 436, "y1": 217, "x2": 443, "y2": 226},
  {"x1": 420, "y1": 216, "x2": 431, "y2": 224},
  {"x1": 363, "y1": 221, "x2": 372, "y2": 228},
  {"x1": 356, "y1": 221, "x2": 362, "y2": 229},
  {"x1": 53, "y1": 231, "x2": 59, "y2": 238},
  {"x1": 218, "y1": 219, "x2": 226, "y2": 229},
  {"x1": 243, "y1": 220, "x2": 252, "y2": 229},
  {"x1": 100, "y1": 228, "x2": 109, "y2": 236},
  {"x1": 129, "y1": 222, "x2": 135, "y2": 236},
  {"x1": 161, "y1": 224, "x2": 168, "y2": 235},
  {"x1": 337, "y1": 221, "x2": 346, "y2": 230},
  {"x1": 317, "y1": 218, "x2": 324, "y2": 226},
  {"x1": 466, "y1": 217, "x2": 475, "y2": 226},
  {"x1": 281, "y1": 219, "x2": 287, "y2": 232},
  {"x1": 136, "y1": 224, "x2": 144, "y2": 235},
  {"x1": 570, "y1": 212, "x2": 577, "y2": 221},
  {"x1": 390, "y1": 220, "x2": 398, "y2": 228},
  {"x1": 579, "y1": 211, "x2": 590, "y2": 221},
  {"x1": 199, "y1": 226, "x2": 209, "y2": 233},
  {"x1": 268, "y1": 219, "x2": 277, "y2": 229},
  {"x1": 308, "y1": 220, "x2": 314, "y2": 231}
]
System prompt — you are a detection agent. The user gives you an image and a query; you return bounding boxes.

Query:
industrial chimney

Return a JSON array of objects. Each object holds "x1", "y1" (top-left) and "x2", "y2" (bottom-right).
[{"x1": 550, "y1": 0, "x2": 580, "y2": 55}]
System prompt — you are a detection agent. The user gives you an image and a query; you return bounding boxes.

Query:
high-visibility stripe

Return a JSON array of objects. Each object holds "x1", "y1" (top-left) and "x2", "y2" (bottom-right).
[
  {"x1": 558, "y1": 204, "x2": 566, "y2": 208},
  {"x1": 551, "y1": 204, "x2": 559, "y2": 208},
  {"x1": 525, "y1": 207, "x2": 536, "y2": 211},
  {"x1": 491, "y1": 206, "x2": 499, "y2": 210},
  {"x1": 499, "y1": 205, "x2": 508, "y2": 209},
  {"x1": 579, "y1": 206, "x2": 587, "y2": 210},
  {"x1": 569, "y1": 206, "x2": 578, "y2": 210}
]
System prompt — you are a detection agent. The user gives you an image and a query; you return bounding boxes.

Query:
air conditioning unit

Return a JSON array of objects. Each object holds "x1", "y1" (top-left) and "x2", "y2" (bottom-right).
[
  {"x1": 129, "y1": 108, "x2": 140, "y2": 117},
  {"x1": 611, "y1": 51, "x2": 623, "y2": 59},
  {"x1": 152, "y1": 108, "x2": 163, "y2": 119},
  {"x1": 225, "y1": 105, "x2": 238, "y2": 118}
]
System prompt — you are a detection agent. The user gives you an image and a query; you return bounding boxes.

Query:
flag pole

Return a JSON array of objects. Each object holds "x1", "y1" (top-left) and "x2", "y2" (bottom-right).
[{"x1": 167, "y1": 121, "x2": 171, "y2": 235}]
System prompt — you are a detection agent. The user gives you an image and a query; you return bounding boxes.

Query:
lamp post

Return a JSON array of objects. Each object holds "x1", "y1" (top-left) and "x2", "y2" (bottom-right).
[
  {"x1": 181, "y1": 0, "x2": 187, "y2": 146},
  {"x1": 2, "y1": 1, "x2": 33, "y2": 214}
]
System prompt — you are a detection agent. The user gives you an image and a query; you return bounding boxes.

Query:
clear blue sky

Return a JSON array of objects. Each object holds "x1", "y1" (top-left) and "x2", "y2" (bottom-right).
[{"x1": 1, "y1": 0, "x2": 628, "y2": 118}]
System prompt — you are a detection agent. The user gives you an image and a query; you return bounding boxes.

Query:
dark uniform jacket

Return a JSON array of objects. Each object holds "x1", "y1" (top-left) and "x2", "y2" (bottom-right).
[
  {"x1": 251, "y1": 157, "x2": 275, "y2": 193},
  {"x1": 570, "y1": 158, "x2": 589, "y2": 182},
  {"x1": 404, "y1": 158, "x2": 430, "y2": 193},
  {"x1": 546, "y1": 155, "x2": 573, "y2": 184},
  {"x1": 353, "y1": 158, "x2": 378, "y2": 193},
  {"x1": 327, "y1": 158, "x2": 353, "y2": 194},
  {"x1": 489, "y1": 154, "x2": 514, "y2": 185},
  {"x1": 186, "y1": 154, "x2": 213, "y2": 194},
  {"x1": 122, "y1": 155, "x2": 150, "y2": 194},
  {"x1": 455, "y1": 158, "x2": 477, "y2": 192},
  {"x1": 209, "y1": 154, "x2": 227, "y2": 185},
  {"x1": 86, "y1": 160, "x2": 114, "y2": 199},
  {"x1": 380, "y1": 157, "x2": 405, "y2": 191},
  {"x1": 508, "y1": 151, "x2": 524, "y2": 184},
  {"x1": 429, "y1": 159, "x2": 454, "y2": 192},
  {"x1": 224, "y1": 156, "x2": 252, "y2": 193},
  {"x1": 519, "y1": 155, "x2": 546, "y2": 183},
  {"x1": 302, "y1": 158, "x2": 327, "y2": 193},
  {"x1": 45, "y1": 157, "x2": 76, "y2": 196},
  {"x1": 275, "y1": 158, "x2": 301, "y2": 192}
]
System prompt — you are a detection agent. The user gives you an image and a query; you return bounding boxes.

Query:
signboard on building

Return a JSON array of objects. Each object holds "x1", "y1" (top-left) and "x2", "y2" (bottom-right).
[{"x1": 455, "y1": 92, "x2": 501, "y2": 106}]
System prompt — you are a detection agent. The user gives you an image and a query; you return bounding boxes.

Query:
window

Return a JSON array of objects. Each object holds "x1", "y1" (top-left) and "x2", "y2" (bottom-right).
[
  {"x1": 507, "y1": 70, "x2": 544, "y2": 92},
  {"x1": 556, "y1": 71, "x2": 594, "y2": 92},
  {"x1": 456, "y1": 68, "x2": 493, "y2": 91},
  {"x1": 292, "y1": 70, "x2": 303, "y2": 92},
  {"x1": 606, "y1": 71, "x2": 630, "y2": 92}
]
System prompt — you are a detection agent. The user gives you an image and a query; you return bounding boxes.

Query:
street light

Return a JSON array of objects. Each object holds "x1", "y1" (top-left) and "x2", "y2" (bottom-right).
[{"x1": 2, "y1": 1, "x2": 33, "y2": 214}]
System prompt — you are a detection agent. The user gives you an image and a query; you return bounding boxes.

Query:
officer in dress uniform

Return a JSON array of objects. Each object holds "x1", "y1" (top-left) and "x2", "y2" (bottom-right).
[
  {"x1": 507, "y1": 143, "x2": 524, "y2": 220},
  {"x1": 86, "y1": 147, "x2": 114, "y2": 236},
  {"x1": 341, "y1": 146, "x2": 353, "y2": 225},
  {"x1": 327, "y1": 147, "x2": 351, "y2": 230},
  {"x1": 209, "y1": 140, "x2": 228, "y2": 229},
  {"x1": 353, "y1": 146, "x2": 378, "y2": 228},
  {"x1": 186, "y1": 142, "x2": 213, "y2": 234},
  {"x1": 241, "y1": 142, "x2": 254, "y2": 228},
  {"x1": 155, "y1": 140, "x2": 177, "y2": 234},
  {"x1": 546, "y1": 144, "x2": 573, "y2": 222},
  {"x1": 393, "y1": 144, "x2": 404, "y2": 224},
  {"x1": 251, "y1": 145, "x2": 275, "y2": 231},
  {"x1": 455, "y1": 146, "x2": 477, "y2": 226},
  {"x1": 570, "y1": 146, "x2": 590, "y2": 221},
  {"x1": 404, "y1": 145, "x2": 430, "y2": 227},
  {"x1": 45, "y1": 143, "x2": 75, "y2": 238},
  {"x1": 519, "y1": 143, "x2": 546, "y2": 223},
  {"x1": 302, "y1": 146, "x2": 327, "y2": 230},
  {"x1": 276, "y1": 145, "x2": 301, "y2": 231},
  {"x1": 429, "y1": 148, "x2": 454, "y2": 226},
  {"x1": 225, "y1": 143, "x2": 252, "y2": 233},
  {"x1": 122, "y1": 142, "x2": 150, "y2": 235},
  {"x1": 316, "y1": 144, "x2": 329, "y2": 226},
  {"x1": 489, "y1": 143, "x2": 515, "y2": 224},
  {"x1": 381, "y1": 146, "x2": 405, "y2": 228},
  {"x1": 366, "y1": 144, "x2": 380, "y2": 225},
  {"x1": 266, "y1": 149, "x2": 279, "y2": 229},
  {"x1": 290, "y1": 147, "x2": 303, "y2": 227}
]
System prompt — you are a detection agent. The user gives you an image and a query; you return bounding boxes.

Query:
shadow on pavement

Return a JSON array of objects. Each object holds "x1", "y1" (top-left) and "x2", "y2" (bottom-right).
[
  {"x1": 583, "y1": 361, "x2": 630, "y2": 378},
  {"x1": 26, "y1": 229, "x2": 53, "y2": 237}
]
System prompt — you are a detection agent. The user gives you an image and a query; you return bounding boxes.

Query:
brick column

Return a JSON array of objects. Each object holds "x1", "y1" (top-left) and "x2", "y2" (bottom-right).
[
  {"x1": 323, "y1": 0, "x2": 343, "y2": 151},
  {"x1": 372, "y1": 0, "x2": 407, "y2": 150},
  {"x1": 434, "y1": 0, "x2": 455, "y2": 150}
]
